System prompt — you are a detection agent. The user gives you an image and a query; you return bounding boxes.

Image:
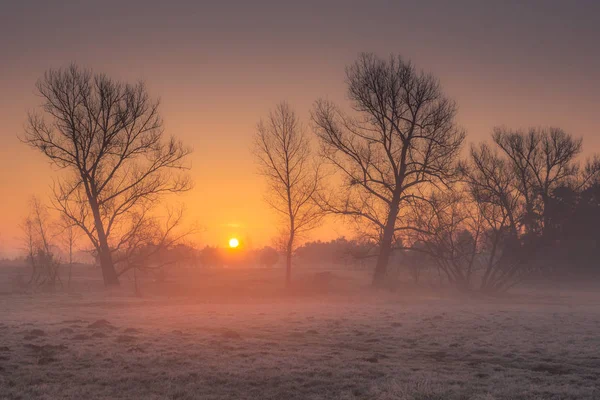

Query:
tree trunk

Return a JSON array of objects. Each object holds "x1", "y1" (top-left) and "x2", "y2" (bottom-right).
[
  {"x1": 285, "y1": 248, "x2": 292, "y2": 288},
  {"x1": 98, "y1": 246, "x2": 118, "y2": 285},
  {"x1": 88, "y1": 197, "x2": 119, "y2": 286},
  {"x1": 67, "y1": 243, "x2": 73, "y2": 290},
  {"x1": 285, "y1": 228, "x2": 294, "y2": 288},
  {"x1": 133, "y1": 266, "x2": 140, "y2": 296},
  {"x1": 372, "y1": 202, "x2": 399, "y2": 287}
]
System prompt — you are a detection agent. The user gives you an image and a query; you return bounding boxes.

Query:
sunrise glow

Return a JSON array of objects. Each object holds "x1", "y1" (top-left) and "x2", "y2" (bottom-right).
[{"x1": 1, "y1": 3, "x2": 599, "y2": 399}]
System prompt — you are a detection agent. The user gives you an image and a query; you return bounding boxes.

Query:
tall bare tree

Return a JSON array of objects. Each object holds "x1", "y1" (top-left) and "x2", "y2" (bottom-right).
[
  {"x1": 22, "y1": 65, "x2": 192, "y2": 285},
  {"x1": 312, "y1": 53, "x2": 465, "y2": 286},
  {"x1": 254, "y1": 102, "x2": 323, "y2": 287}
]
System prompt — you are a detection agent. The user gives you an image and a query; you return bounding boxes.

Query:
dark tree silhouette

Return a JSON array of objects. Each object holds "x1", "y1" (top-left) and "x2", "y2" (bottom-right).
[
  {"x1": 542, "y1": 181, "x2": 600, "y2": 277},
  {"x1": 21, "y1": 197, "x2": 62, "y2": 290},
  {"x1": 462, "y1": 143, "x2": 525, "y2": 292},
  {"x1": 258, "y1": 246, "x2": 279, "y2": 268},
  {"x1": 448, "y1": 128, "x2": 600, "y2": 292},
  {"x1": 22, "y1": 65, "x2": 191, "y2": 285},
  {"x1": 312, "y1": 53, "x2": 465, "y2": 287},
  {"x1": 492, "y1": 127, "x2": 582, "y2": 236},
  {"x1": 253, "y1": 102, "x2": 323, "y2": 287}
]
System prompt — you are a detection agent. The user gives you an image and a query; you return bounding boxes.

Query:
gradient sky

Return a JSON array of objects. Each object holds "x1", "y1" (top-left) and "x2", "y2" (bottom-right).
[{"x1": 1, "y1": 0, "x2": 599, "y2": 256}]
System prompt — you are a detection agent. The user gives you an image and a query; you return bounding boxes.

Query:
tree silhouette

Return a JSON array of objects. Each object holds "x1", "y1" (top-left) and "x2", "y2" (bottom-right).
[
  {"x1": 446, "y1": 128, "x2": 600, "y2": 292},
  {"x1": 22, "y1": 65, "x2": 191, "y2": 285},
  {"x1": 312, "y1": 53, "x2": 465, "y2": 287},
  {"x1": 258, "y1": 246, "x2": 279, "y2": 268},
  {"x1": 254, "y1": 102, "x2": 323, "y2": 287},
  {"x1": 20, "y1": 197, "x2": 62, "y2": 290},
  {"x1": 492, "y1": 127, "x2": 582, "y2": 236}
]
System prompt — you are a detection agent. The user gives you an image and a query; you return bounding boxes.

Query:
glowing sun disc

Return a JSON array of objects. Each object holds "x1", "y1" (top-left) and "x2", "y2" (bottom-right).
[{"x1": 229, "y1": 238, "x2": 240, "y2": 248}]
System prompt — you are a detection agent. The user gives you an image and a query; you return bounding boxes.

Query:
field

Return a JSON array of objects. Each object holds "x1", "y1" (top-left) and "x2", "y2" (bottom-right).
[{"x1": 1, "y1": 266, "x2": 599, "y2": 400}]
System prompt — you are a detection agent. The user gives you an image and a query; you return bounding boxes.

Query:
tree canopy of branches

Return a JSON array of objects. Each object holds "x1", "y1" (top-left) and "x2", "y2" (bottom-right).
[
  {"x1": 408, "y1": 190, "x2": 483, "y2": 290},
  {"x1": 22, "y1": 65, "x2": 192, "y2": 285},
  {"x1": 491, "y1": 127, "x2": 584, "y2": 236},
  {"x1": 410, "y1": 127, "x2": 598, "y2": 293},
  {"x1": 254, "y1": 102, "x2": 323, "y2": 287},
  {"x1": 312, "y1": 53, "x2": 465, "y2": 286}
]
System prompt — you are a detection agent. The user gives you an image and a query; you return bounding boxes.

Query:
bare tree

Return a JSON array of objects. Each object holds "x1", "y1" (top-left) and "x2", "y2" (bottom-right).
[
  {"x1": 58, "y1": 215, "x2": 80, "y2": 290},
  {"x1": 409, "y1": 190, "x2": 483, "y2": 291},
  {"x1": 492, "y1": 127, "x2": 582, "y2": 236},
  {"x1": 20, "y1": 197, "x2": 62, "y2": 290},
  {"x1": 454, "y1": 128, "x2": 590, "y2": 292},
  {"x1": 312, "y1": 53, "x2": 465, "y2": 286},
  {"x1": 254, "y1": 102, "x2": 323, "y2": 287},
  {"x1": 454, "y1": 143, "x2": 535, "y2": 292},
  {"x1": 22, "y1": 65, "x2": 192, "y2": 285}
]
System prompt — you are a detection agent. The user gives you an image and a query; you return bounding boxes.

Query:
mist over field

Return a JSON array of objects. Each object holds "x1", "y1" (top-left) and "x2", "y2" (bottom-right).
[
  {"x1": 2, "y1": 252, "x2": 600, "y2": 399},
  {"x1": 2, "y1": 1, "x2": 600, "y2": 399}
]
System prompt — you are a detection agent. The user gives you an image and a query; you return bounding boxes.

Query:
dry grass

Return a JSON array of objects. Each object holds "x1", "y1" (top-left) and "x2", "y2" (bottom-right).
[{"x1": 0, "y1": 267, "x2": 599, "y2": 399}]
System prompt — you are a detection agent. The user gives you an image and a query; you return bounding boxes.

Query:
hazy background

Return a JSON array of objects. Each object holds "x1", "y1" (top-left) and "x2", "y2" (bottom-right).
[{"x1": 1, "y1": 0, "x2": 599, "y2": 256}]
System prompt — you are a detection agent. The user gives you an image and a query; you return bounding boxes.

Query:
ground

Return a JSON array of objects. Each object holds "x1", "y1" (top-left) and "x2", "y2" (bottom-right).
[{"x1": 0, "y1": 267, "x2": 599, "y2": 399}]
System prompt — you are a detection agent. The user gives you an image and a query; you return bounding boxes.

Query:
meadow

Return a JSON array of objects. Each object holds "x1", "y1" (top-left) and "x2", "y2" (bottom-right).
[{"x1": 0, "y1": 266, "x2": 599, "y2": 400}]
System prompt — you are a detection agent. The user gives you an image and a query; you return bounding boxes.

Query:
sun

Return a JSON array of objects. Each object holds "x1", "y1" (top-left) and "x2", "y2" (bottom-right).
[{"x1": 228, "y1": 237, "x2": 240, "y2": 248}]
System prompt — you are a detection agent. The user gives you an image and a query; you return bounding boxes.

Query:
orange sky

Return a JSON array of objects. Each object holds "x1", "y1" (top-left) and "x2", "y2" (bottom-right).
[{"x1": 1, "y1": 1, "x2": 599, "y2": 256}]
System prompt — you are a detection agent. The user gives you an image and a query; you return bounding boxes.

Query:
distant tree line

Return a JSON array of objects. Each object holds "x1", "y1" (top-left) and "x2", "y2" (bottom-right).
[
  {"x1": 149, "y1": 245, "x2": 280, "y2": 270},
  {"x1": 295, "y1": 238, "x2": 374, "y2": 268}
]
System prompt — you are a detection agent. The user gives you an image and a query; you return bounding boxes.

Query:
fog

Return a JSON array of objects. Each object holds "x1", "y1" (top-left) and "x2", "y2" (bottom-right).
[
  {"x1": 2, "y1": 2, "x2": 600, "y2": 399},
  {"x1": 2, "y1": 249, "x2": 600, "y2": 399}
]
